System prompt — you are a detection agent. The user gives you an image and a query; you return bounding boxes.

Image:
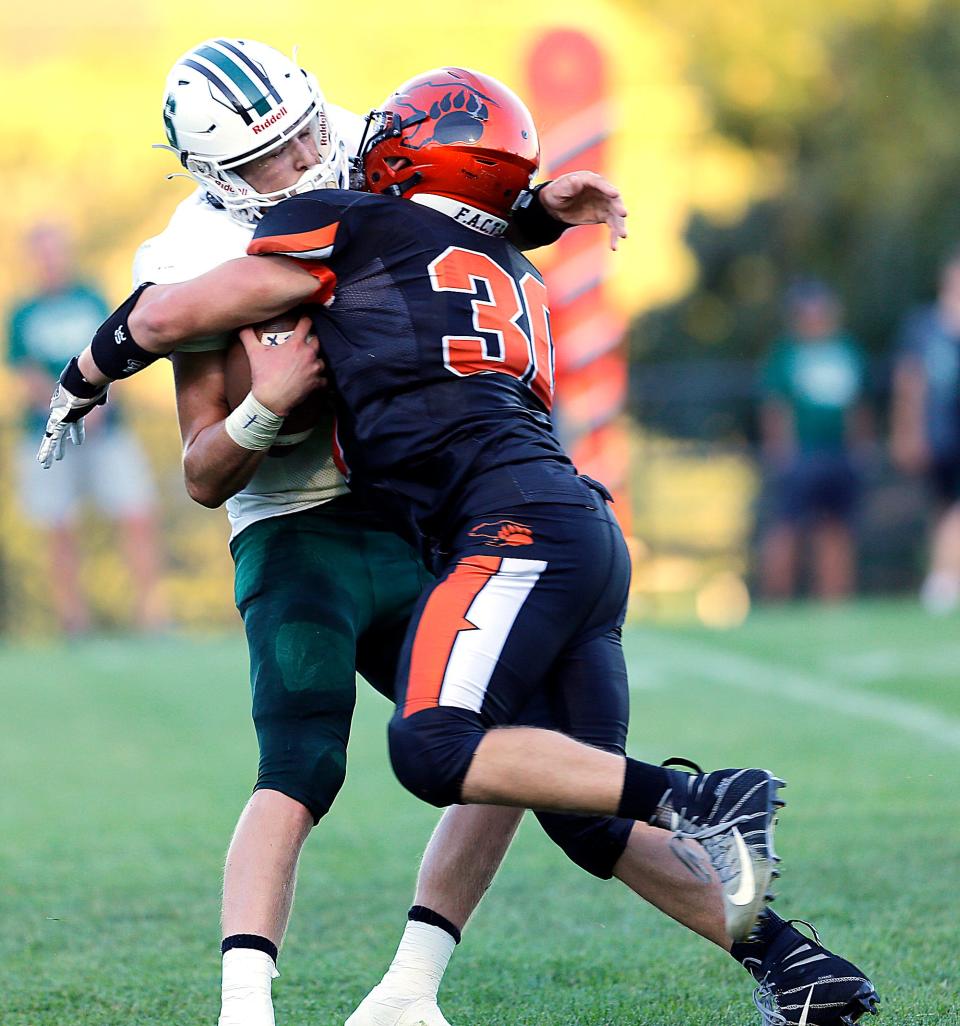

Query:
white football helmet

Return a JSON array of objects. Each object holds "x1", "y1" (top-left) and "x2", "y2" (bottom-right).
[{"x1": 160, "y1": 38, "x2": 349, "y2": 224}]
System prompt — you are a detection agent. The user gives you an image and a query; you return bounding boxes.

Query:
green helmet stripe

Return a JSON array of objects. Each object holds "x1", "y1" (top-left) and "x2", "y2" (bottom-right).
[
  {"x1": 163, "y1": 111, "x2": 179, "y2": 149},
  {"x1": 196, "y1": 44, "x2": 272, "y2": 117},
  {"x1": 162, "y1": 94, "x2": 180, "y2": 149}
]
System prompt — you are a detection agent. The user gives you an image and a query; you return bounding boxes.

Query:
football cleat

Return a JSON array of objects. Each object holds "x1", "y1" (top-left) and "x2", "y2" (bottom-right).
[
  {"x1": 749, "y1": 918, "x2": 880, "y2": 1026},
  {"x1": 653, "y1": 759, "x2": 786, "y2": 942},
  {"x1": 345, "y1": 990, "x2": 452, "y2": 1026}
]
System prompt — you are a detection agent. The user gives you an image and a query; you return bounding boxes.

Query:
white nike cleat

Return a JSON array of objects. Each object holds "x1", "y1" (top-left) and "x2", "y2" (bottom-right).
[
  {"x1": 345, "y1": 989, "x2": 452, "y2": 1026},
  {"x1": 653, "y1": 760, "x2": 786, "y2": 942}
]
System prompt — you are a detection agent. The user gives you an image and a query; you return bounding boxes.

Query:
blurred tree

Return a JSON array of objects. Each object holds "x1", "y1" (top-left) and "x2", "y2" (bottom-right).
[{"x1": 632, "y1": 0, "x2": 960, "y2": 438}]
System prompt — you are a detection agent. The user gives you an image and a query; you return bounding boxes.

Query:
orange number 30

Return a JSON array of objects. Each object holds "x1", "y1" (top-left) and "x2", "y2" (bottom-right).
[{"x1": 427, "y1": 246, "x2": 555, "y2": 409}]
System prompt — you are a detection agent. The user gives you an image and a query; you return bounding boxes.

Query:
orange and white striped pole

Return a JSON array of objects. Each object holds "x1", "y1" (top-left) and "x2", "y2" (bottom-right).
[{"x1": 527, "y1": 29, "x2": 631, "y2": 528}]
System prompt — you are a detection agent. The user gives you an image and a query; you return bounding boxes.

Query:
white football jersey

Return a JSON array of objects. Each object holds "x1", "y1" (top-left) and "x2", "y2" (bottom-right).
[{"x1": 133, "y1": 104, "x2": 365, "y2": 537}]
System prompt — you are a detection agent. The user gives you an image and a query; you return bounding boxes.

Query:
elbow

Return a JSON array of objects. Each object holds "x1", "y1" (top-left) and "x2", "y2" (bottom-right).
[
  {"x1": 185, "y1": 478, "x2": 223, "y2": 509},
  {"x1": 129, "y1": 289, "x2": 184, "y2": 351},
  {"x1": 194, "y1": 492, "x2": 225, "y2": 511},
  {"x1": 183, "y1": 464, "x2": 227, "y2": 509}
]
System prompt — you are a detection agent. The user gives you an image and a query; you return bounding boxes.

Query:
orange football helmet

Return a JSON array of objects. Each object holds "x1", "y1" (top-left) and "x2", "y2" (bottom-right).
[{"x1": 359, "y1": 68, "x2": 540, "y2": 218}]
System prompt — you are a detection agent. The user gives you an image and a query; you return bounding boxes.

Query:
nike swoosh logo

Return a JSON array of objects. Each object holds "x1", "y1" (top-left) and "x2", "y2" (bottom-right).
[
  {"x1": 729, "y1": 827, "x2": 757, "y2": 906},
  {"x1": 798, "y1": 983, "x2": 816, "y2": 1026}
]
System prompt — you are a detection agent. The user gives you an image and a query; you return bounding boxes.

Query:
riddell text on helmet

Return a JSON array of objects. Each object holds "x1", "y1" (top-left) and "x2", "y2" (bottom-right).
[{"x1": 252, "y1": 106, "x2": 289, "y2": 134}]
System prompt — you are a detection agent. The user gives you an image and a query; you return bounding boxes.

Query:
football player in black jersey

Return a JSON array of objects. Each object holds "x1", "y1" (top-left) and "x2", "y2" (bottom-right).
[
  {"x1": 50, "y1": 68, "x2": 877, "y2": 1026},
  {"x1": 241, "y1": 68, "x2": 785, "y2": 949}
]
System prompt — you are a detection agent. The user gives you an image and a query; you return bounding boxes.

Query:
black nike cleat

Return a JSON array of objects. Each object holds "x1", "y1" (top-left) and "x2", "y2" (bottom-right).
[
  {"x1": 748, "y1": 918, "x2": 880, "y2": 1025},
  {"x1": 652, "y1": 759, "x2": 786, "y2": 942}
]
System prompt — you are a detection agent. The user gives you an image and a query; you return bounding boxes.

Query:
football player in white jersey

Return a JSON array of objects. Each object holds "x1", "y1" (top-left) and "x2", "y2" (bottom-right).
[
  {"x1": 134, "y1": 38, "x2": 360, "y2": 543},
  {"x1": 136, "y1": 42, "x2": 493, "y2": 1026}
]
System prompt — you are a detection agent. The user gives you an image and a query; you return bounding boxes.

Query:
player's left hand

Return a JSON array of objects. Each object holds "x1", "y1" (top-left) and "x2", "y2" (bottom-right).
[
  {"x1": 539, "y1": 171, "x2": 628, "y2": 250},
  {"x1": 36, "y1": 379, "x2": 109, "y2": 469}
]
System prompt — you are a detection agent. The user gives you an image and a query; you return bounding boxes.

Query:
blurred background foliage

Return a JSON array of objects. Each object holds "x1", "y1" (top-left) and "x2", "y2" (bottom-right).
[
  {"x1": 1, "y1": 0, "x2": 955, "y2": 632},
  {"x1": 635, "y1": 0, "x2": 960, "y2": 410}
]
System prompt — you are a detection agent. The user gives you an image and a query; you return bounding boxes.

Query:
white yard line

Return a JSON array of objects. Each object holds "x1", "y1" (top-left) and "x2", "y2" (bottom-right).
[
  {"x1": 629, "y1": 632, "x2": 960, "y2": 749},
  {"x1": 824, "y1": 644, "x2": 960, "y2": 682}
]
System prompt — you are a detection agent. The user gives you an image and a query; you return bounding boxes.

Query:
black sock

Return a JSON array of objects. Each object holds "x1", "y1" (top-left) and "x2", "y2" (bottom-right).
[
  {"x1": 730, "y1": 909, "x2": 788, "y2": 969},
  {"x1": 221, "y1": 933, "x2": 279, "y2": 964},
  {"x1": 616, "y1": 758, "x2": 671, "y2": 822},
  {"x1": 408, "y1": 905, "x2": 461, "y2": 944}
]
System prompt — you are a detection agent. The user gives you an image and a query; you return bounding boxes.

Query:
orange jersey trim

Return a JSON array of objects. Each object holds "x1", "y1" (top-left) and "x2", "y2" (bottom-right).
[
  {"x1": 331, "y1": 415, "x2": 349, "y2": 478},
  {"x1": 247, "y1": 221, "x2": 340, "y2": 256},
  {"x1": 404, "y1": 555, "x2": 503, "y2": 717},
  {"x1": 299, "y1": 261, "x2": 337, "y2": 305}
]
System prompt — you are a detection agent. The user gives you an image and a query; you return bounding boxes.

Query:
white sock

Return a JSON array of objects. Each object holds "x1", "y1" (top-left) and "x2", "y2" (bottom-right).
[
  {"x1": 219, "y1": 948, "x2": 281, "y2": 1026},
  {"x1": 921, "y1": 571, "x2": 960, "y2": 615},
  {"x1": 374, "y1": 921, "x2": 456, "y2": 1000}
]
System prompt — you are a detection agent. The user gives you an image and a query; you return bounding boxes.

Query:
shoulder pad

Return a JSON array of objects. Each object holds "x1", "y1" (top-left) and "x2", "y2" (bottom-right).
[{"x1": 249, "y1": 191, "x2": 362, "y2": 260}]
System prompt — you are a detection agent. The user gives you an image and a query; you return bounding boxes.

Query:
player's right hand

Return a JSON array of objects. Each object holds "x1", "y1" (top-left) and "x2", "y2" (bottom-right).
[
  {"x1": 36, "y1": 374, "x2": 110, "y2": 469},
  {"x1": 238, "y1": 315, "x2": 328, "y2": 417},
  {"x1": 538, "y1": 171, "x2": 629, "y2": 250}
]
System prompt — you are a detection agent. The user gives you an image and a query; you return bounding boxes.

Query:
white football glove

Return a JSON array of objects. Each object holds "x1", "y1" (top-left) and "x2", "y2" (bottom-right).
[{"x1": 37, "y1": 378, "x2": 109, "y2": 469}]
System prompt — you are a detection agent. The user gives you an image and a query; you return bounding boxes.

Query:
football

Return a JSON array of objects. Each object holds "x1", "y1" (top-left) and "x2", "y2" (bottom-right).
[{"x1": 224, "y1": 313, "x2": 331, "y2": 455}]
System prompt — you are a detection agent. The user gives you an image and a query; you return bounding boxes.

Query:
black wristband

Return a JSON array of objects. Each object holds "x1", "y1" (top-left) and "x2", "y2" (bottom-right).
[
  {"x1": 89, "y1": 282, "x2": 159, "y2": 380},
  {"x1": 511, "y1": 183, "x2": 567, "y2": 248},
  {"x1": 59, "y1": 356, "x2": 106, "y2": 400}
]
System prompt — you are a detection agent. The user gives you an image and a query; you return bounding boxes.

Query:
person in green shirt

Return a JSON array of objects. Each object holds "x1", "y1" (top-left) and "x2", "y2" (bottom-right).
[
  {"x1": 6, "y1": 222, "x2": 165, "y2": 634},
  {"x1": 759, "y1": 279, "x2": 872, "y2": 600},
  {"x1": 891, "y1": 247, "x2": 960, "y2": 613}
]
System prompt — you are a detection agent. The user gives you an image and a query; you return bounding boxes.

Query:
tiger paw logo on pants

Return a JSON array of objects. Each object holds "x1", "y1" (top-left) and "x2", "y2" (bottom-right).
[{"x1": 468, "y1": 520, "x2": 535, "y2": 547}]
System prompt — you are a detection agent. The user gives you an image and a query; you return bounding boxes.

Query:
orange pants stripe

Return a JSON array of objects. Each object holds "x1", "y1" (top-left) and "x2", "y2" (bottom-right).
[{"x1": 403, "y1": 554, "x2": 502, "y2": 717}]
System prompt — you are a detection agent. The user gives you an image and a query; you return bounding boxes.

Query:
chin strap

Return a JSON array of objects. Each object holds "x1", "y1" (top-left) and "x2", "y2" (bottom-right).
[{"x1": 385, "y1": 171, "x2": 423, "y2": 198}]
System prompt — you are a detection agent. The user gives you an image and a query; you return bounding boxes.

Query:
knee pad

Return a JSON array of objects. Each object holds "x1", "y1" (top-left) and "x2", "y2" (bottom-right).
[
  {"x1": 388, "y1": 707, "x2": 485, "y2": 808},
  {"x1": 251, "y1": 629, "x2": 355, "y2": 823},
  {"x1": 255, "y1": 721, "x2": 349, "y2": 824},
  {"x1": 247, "y1": 611, "x2": 358, "y2": 824},
  {"x1": 535, "y1": 811, "x2": 633, "y2": 879}
]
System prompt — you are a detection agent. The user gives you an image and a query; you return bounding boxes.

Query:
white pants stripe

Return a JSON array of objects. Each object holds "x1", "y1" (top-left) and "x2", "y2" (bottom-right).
[{"x1": 438, "y1": 557, "x2": 548, "y2": 714}]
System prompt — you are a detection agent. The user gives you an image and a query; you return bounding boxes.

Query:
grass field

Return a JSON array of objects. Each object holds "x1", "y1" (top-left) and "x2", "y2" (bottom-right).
[{"x1": 2, "y1": 600, "x2": 959, "y2": 1025}]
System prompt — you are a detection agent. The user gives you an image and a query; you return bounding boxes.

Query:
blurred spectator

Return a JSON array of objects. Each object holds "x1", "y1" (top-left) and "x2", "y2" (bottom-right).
[
  {"x1": 758, "y1": 279, "x2": 871, "y2": 601},
  {"x1": 890, "y1": 248, "x2": 960, "y2": 614},
  {"x1": 6, "y1": 222, "x2": 166, "y2": 634}
]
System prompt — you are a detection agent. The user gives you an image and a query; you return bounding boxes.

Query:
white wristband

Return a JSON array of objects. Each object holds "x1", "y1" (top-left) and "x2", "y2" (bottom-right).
[{"x1": 224, "y1": 392, "x2": 284, "y2": 451}]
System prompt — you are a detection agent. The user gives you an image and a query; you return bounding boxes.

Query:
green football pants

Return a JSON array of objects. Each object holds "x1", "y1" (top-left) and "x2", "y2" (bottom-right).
[{"x1": 231, "y1": 494, "x2": 433, "y2": 821}]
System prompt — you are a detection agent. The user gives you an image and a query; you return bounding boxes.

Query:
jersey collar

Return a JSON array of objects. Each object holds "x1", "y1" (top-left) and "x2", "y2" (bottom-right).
[{"x1": 411, "y1": 193, "x2": 508, "y2": 238}]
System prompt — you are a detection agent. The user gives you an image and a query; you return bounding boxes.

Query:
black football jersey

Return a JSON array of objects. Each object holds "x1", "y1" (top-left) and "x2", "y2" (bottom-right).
[{"x1": 250, "y1": 190, "x2": 576, "y2": 540}]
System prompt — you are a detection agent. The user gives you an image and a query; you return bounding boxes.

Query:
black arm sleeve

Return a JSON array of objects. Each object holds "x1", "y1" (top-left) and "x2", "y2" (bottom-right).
[{"x1": 89, "y1": 282, "x2": 161, "y2": 380}]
